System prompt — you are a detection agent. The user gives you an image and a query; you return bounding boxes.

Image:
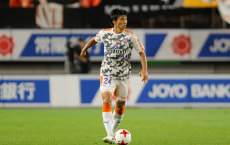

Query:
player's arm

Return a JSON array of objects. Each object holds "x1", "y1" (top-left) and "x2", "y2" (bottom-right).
[
  {"x1": 139, "y1": 51, "x2": 148, "y2": 83},
  {"x1": 131, "y1": 33, "x2": 148, "y2": 83},
  {"x1": 80, "y1": 38, "x2": 97, "y2": 57},
  {"x1": 75, "y1": 53, "x2": 88, "y2": 63}
]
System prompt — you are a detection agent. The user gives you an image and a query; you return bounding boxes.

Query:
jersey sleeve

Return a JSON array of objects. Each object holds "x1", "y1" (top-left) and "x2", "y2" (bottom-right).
[
  {"x1": 94, "y1": 30, "x2": 103, "y2": 43},
  {"x1": 131, "y1": 34, "x2": 145, "y2": 53}
]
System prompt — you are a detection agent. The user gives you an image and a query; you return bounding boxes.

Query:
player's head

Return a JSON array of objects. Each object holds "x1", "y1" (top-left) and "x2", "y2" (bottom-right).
[
  {"x1": 110, "y1": 8, "x2": 128, "y2": 29},
  {"x1": 78, "y1": 37, "x2": 85, "y2": 48},
  {"x1": 78, "y1": 37, "x2": 84, "y2": 43}
]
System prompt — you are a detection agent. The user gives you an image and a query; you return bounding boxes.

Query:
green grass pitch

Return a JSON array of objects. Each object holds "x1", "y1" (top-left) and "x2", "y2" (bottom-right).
[{"x1": 0, "y1": 108, "x2": 230, "y2": 145}]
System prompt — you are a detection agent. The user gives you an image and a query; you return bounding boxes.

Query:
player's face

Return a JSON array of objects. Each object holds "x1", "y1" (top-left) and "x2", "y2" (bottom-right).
[{"x1": 114, "y1": 15, "x2": 127, "y2": 30}]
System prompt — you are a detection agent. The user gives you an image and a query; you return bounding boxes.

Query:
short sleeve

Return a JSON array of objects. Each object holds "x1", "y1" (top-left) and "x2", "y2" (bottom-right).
[
  {"x1": 131, "y1": 34, "x2": 145, "y2": 53},
  {"x1": 94, "y1": 30, "x2": 103, "y2": 43}
]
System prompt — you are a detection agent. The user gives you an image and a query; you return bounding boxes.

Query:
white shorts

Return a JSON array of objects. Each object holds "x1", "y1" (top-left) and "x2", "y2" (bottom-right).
[{"x1": 100, "y1": 76, "x2": 129, "y2": 101}]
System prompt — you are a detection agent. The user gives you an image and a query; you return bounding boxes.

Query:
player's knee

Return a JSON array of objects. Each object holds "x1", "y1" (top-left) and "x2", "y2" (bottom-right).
[
  {"x1": 102, "y1": 92, "x2": 112, "y2": 105},
  {"x1": 103, "y1": 96, "x2": 112, "y2": 105}
]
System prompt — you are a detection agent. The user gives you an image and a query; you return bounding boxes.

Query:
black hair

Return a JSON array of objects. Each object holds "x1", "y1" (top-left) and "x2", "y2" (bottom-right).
[
  {"x1": 78, "y1": 37, "x2": 84, "y2": 42},
  {"x1": 110, "y1": 8, "x2": 128, "y2": 26}
]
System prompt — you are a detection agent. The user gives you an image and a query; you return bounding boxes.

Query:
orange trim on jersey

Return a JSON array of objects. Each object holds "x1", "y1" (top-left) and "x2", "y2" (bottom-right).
[
  {"x1": 115, "y1": 107, "x2": 125, "y2": 115},
  {"x1": 113, "y1": 88, "x2": 117, "y2": 97},
  {"x1": 136, "y1": 37, "x2": 144, "y2": 51},
  {"x1": 125, "y1": 29, "x2": 134, "y2": 34},
  {"x1": 139, "y1": 44, "x2": 144, "y2": 51},
  {"x1": 102, "y1": 28, "x2": 112, "y2": 31},
  {"x1": 102, "y1": 105, "x2": 112, "y2": 112},
  {"x1": 100, "y1": 76, "x2": 103, "y2": 86}
]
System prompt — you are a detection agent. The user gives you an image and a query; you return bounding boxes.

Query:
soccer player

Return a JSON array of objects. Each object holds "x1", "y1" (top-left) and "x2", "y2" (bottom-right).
[{"x1": 80, "y1": 8, "x2": 148, "y2": 144}]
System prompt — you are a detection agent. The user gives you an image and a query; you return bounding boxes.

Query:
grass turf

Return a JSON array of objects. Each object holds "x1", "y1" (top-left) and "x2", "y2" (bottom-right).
[{"x1": 0, "y1": 108, "x2": 230, "y2": 145}]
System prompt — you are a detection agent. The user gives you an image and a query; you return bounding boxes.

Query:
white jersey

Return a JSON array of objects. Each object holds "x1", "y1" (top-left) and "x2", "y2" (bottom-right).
[{"x1": 95, "y1": 28, "x2": 145, "y2": 80}]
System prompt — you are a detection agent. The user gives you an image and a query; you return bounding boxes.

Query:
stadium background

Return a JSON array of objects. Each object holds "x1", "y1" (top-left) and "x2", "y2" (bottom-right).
[{"x1": 0, "y1": 0, "x2": 229, "y2": 75}]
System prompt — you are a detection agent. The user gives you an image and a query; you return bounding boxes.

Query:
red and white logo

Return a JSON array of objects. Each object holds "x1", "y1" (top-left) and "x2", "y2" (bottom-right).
[
  {"x1": 112, "y1": 87, "x2": 130, "y2": 101},
  {"x1": 172, "y1": 34, "x2": 192, "y2": 56},
  {"x1": 0, "y1": 35, "x2": 14, "y2": 56}
]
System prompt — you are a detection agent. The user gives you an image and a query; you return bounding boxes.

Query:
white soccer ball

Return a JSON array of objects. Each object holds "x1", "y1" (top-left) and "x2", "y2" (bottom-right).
[{"x1": 114, "y1": 129, "x2": 131, "y2": 145}]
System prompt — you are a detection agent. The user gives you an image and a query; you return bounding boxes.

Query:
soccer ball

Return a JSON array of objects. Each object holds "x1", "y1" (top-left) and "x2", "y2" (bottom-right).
[{"x1": 114, "y1": 129, "x2": 131, "y2": 145}]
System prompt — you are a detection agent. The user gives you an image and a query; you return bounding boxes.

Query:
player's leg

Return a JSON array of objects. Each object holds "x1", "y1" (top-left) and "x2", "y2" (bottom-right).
[
  {"x1": 112, "y1": 79, "x2": 129, "y2": 134},
  {"x1": 100, "y1": 76, "x2": 116, "y2": 144},
  {"x1": 102, "y1": 91, "x2": 113, "y2": 137},
  {"x1": 112, "y1": 99, "x2": 125, "y2": 134}
]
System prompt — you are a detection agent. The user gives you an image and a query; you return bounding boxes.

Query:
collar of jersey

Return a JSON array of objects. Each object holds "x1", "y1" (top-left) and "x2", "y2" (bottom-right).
[{"x1": 112, "y1": 28, "x2": 125, "y2": 35}]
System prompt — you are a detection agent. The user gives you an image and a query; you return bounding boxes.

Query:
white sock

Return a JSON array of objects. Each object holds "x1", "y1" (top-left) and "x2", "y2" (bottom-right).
[
  {"x1": 102, "y1": 112, "x2": 113, "y2": 136},
  {"x1": 112, "y1": 111, "x2": 124, "y2": 134}
]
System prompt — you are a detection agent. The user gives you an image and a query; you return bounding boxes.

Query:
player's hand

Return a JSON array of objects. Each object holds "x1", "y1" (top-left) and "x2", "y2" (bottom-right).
[
  {"x1": 139, "y1": 71, "x2": 148, "y2": 83},
  {"x1": 80, "y1": 50, "x2": 86, "y2": 57}
]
